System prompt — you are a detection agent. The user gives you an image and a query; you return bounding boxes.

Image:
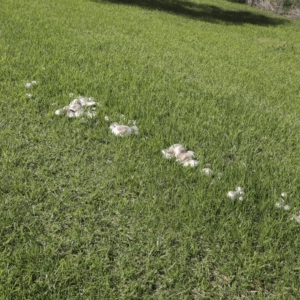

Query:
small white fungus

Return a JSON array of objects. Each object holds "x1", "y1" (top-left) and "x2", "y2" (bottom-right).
[
  {"x1": 227, "y1": 191, "x2": 238, "y2": 199},
  {"x1": 55, "y1": 97, "x2": 97, "y2": 118},
  {"x1": 162, "y1": 149, "x2": 175, "y2": 159},
  {"x1": 162, "y1": 144, "x2": 198, "y2": 167},
  {"x1": 227, "y1": 187, "x2": 245, "y2": 200},
  {"x1": 109, "y1": 122, "x2": 138, "y2": 136},
  {"x1": 86, "y1": 111, "x2": 96, "y2": 118},
  {"x1": 291, "y1": 213, "x2": 300, "y2": 223},
  {"x1": 202, "y1": 168, "x2": 213, "y2": 175},
  {"x1": 236, "y1": 187, "x2": 244, "y2": 194},
  {"x1": 275, "y1": 196, "x2": 291, "y2": 211},
  {"x1": 181, "y1": 159, "x2": 199, "y2": 167}
]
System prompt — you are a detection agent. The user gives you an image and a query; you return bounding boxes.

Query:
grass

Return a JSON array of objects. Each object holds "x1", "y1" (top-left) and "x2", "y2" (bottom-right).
[{"x1": 1, "y1": 0, "x2": 300, "y2": 298}]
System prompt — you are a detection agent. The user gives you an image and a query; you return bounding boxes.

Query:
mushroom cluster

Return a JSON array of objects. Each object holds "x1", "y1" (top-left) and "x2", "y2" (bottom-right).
[
  {"x1": 227, "y1": 186, "x2": 245, "y2": 200},
  {"x1": 275, "y1": 192, "x2": 290, "y2": 210},
  {"x1": 55, "y1": 96, "x2": 97, "y2": 118},
  {"x1": 109, "y1": 122, "x2": 139, "y2": 136},
  {"x1": 162, "y1": 144, "x2": 199, "y2": 167}
]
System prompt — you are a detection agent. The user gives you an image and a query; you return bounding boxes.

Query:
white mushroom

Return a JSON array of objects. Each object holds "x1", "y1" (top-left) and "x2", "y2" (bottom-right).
[
  {"x1": 69, "y1": 102, "x2": 82, "y2": 112},
  {"x1": 281, "y1": 192, "x2": 287, "y2": 198},
  {"x1": 55, "y1": 106, "x2": 68, "y2": 115},
  {"x1": 291, "y1": 213, "x2": 300, "y2": 223},
  {"x1": 181, "y1": 158, "x2": 199, "y2": 167},
  {"x1": 162, "y1": 144, "x2": 198, "y2": 167},
  {"x1": 162, "y1": 148, "x2": 175, "y2": 159},
  {"x1": 170, "y1": 143, "x2": 184, "y2": 150},
  {"x1": 55, "y1": 97, "x2": 97, "y2": 118},
  {"x1": 176, "y1": 150, "x2": 195, "y2": 162},
  {"x1": 227, "y1": 187, "x2": 245, "y2": 199},
  {"x1": 172, "y1": 145, "x2": 186, "y2": 157},
  {"x1": 109, "y1": 122, "x2": 138, "y2": 136},
  {"x1": 227, "y1": 191, "x2": 238, "y2": 199},
  {"x1": 77, "y1": 97, "x2": 96, "y2": 107},
  {"x1": 202, "y1": 168, "x2": 213, "y2": 175}
]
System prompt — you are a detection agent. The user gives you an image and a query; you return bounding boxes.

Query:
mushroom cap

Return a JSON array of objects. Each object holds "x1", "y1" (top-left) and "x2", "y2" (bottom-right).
[
  {"x1": 170, "y1": 144, "x2": 184, "y2": 150},
  {"x1": 202, "y1": 168, "x2": 213, "y2": 175},
  {"x1": 174, "y1": 146, "x2": 187, "y2": 158},
  {"x1": 79, "y1": 97, "x2": 96, "y2": 107},
  {"x1": 176, "y1": 151, "x2": 195, "y2": 161},
  {"x1": 55, "y1": 109, "x2": 65, "y2": 115},
  {"x1": 162, "y1": 149, "x2": 175, "y2": 159},
  {"x1": 131, "y1": 125, "x2": 139, "y2": 133},
  {"x1": 70, "y1": 97, "x2": 96, "y2": 107},
  {"x1": 109, "y1": 122, "x2": 120, "y2": 129},
  {"x1": 236, "y1": 186, "x2": 243, "y2": 193},
  {"x1": 181, "y1": 159, "x2": 199, "y2": 167},
  {"x1": 227, "y1": 191, "x2": 238, "y2": 199},
  {"x1": 111, "y1": 125, "x2": 132, "y2": 136},
  {"x1": 69, "y1": 103, "x2": 82, "y2": 112},
  {"x1": 70, "y1": 98, "x2": 81, "y2": 105}
]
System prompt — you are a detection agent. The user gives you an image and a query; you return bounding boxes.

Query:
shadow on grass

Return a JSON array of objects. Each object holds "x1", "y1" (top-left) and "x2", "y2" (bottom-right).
[
  {"x1": 227, "y1": 0, "x2": 248, "y2": 3},
  {"x1": 92, "y1": 0, "x2": 288, "y2": 26}
]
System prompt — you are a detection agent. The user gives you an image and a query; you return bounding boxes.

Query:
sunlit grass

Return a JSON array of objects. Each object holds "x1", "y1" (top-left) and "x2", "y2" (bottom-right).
[{"x1": 1, "y1": 0, "x2": 300, "y2": 298}]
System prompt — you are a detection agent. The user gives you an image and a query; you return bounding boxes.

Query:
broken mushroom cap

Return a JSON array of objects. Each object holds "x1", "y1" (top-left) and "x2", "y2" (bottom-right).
[{"x1": 109, "y1": 122, "x2": 120, "y2": 129}]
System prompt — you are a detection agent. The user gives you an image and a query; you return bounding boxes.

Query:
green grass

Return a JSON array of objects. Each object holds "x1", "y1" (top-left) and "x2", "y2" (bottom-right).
[{"x1": 1, "y1": 0, "x2": 300, "y2": 298}]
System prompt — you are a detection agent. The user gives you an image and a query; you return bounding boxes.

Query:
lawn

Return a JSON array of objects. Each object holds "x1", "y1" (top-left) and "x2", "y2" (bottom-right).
[{"x1": 0, "y1": 0, "x2": 300, "y2": 298}]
